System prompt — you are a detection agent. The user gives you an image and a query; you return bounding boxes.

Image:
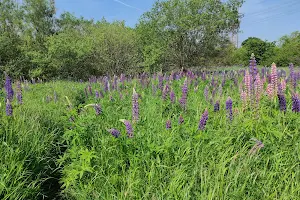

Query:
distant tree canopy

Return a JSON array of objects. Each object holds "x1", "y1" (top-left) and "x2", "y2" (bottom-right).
[
  {"x1": 137, "y1": 0, "x2": 244, "y2": 72},
  {"x1": 0, "y1": 0, "x2": 299, "y2": 80},
  {"x1": 232, "y1": 32, "x2": 300, "y2": 67}
]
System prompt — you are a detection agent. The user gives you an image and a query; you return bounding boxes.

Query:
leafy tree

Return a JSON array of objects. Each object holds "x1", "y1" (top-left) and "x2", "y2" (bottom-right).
[{"x1": 137, "y1": 0, "x2": 244, "y2": 71}]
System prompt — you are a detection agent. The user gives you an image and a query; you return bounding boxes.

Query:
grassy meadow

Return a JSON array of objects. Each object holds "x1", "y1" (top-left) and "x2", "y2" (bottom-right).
[{"x1": 1, "y1": 63, "x2": 300, "y2": 199}]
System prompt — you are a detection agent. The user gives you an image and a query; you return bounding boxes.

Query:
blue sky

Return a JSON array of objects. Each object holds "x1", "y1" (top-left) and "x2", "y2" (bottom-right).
[{"x1": 56, "y1": 0, "x2": 300, "y2": 45}]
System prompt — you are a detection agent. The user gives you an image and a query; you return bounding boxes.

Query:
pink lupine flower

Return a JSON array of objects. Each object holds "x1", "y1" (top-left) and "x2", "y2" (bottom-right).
[
  {"x1": 271, "y1": 63, "x2": 278, "y2": 95},
  {"x1": 266, "y1": 83, "x2": 274, "y2": 99},
  {"x1": 244, "y1": 70, "x2": 251, "y2": 100}
]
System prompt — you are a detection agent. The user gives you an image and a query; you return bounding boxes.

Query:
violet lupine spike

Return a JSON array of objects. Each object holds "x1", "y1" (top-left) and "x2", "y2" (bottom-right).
[
  {"x1": 4, "y1": 74, "x2": 14, "y2": 101},
  {"x1": 292, "y1": 93, "x2": 300, "y2": 112},
  {"x1": 94, "y1": 104, "x2": 102, "y2": 115},
  {"x1": 95, "y1": 90, "x2": 100, "y2": 99},
  {"x1": 226, "y1": 97, "x2": 233, "y2": 121},
  {"x1": 132, "y1": 88, "x2": 139, "y2": 122},
  {"x1": 277, "y1": 93, "x2": 286, "y2": 112},
  {"x1": 6, "y1": 99, "x2": 13, "y2": 116},
  {"x1": 178, "y1": 115, "x2": 184, "y2": 125},
  {"x1": 182, "y1": 79, "x2": 188, "y2": 96},
  {"x1": 170, "y1": 90, "x2": 176, "y2": 104},
  {"x1": 166, "y1": 120, "x2": 172, "y2": 130},
  {"x1": 198, "y1": 109, "x2": 208, "y2": 130},
  {"x1": 214, "y1": 101, "x2": 220, "y2": 112},
  {"x1": 120, "y1": 120, "x2": 134, "y2": 138},
  {"x1": 107, "y1": 129, "x2": 120, "y2": 138}
]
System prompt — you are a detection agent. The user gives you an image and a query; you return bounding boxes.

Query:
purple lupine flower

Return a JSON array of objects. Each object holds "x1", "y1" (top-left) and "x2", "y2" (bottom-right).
[
  {"x1": 198, "y1": 109, "x2": 208, "y2": 130},
  {"x1": 166, "y1": 120, "x2": 172, "y2": 130},
  {"x1": 182, "y1": 79, "x2": 188, "y2": 96},
  {"x1": 107, "y1": 129, "x2": 120, "y2": 138},
  {"x1": 132, "y1": 88, "x2": 139, "y2": 121},
  {"x1": 277, "y1": 93, "x2": 286, "y2": 112},
  {"x1": 6, "y1": 99, "x2": 13, "y2": 116},
  {"x1": 94, "y1": 104, "x2": 102, "y2": 115},
  {"x1": 178, "y1": 115, "x2": 184, "y2": 125},
  {"x1": 119, "y1": 92, "x2": 123, "y2": 100},
  {"x1": 95, "y1": 90, "x2": 100, "y2": 99},
  {"x1": 292, "y1": 93, "x2": 300, "y2": 112},
  {"x1": 226, "y1": 97, "x2": 233, "y2": 121},
  {"x1": 16, "y1": 81, "x2": 23, "y2": 104},
  {"x1": 214, "y1": 101, "x2": 220, "y2": 112},
  {"x1": 170, "y1": 90, "x2": 175, "y2": 103},
  {"x1": 179, "y1": 79, "x2": 188, "y2": 110},
  {"x1": 4, "y1": 74, "x2": 14, "y2": 101},
  {"x1": 125, "y1": 120, "x2": 133, "y2": 138}
]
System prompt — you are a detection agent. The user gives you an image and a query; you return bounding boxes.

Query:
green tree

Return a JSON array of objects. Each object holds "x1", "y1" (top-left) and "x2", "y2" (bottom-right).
[{"x1": 137, "y1": 0, "x2": 244, "y2": 72}]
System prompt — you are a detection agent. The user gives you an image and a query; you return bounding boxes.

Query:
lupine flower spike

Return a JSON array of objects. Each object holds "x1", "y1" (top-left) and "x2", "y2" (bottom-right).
[
  {"x1": 198, "y1": 109, "x2": 208, "y2": 130},
  {"x1": 120, "y1": 119, "x2": 134, "y2": 138},
  {"x1": 166, "y1": 120, "x2": 172, "y2": 130},
  {"x1": 107, "y1": 129, "x2": 120, "y2": 138}
]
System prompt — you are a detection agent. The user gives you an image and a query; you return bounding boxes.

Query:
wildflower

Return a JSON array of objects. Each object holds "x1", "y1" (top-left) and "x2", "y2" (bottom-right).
[
  {"x1": 132, "y1": 88, "x2": 139, "y2": 121},
  {"x1": 198, "y1": 109, "x2": 208, "y2": 130},
  {"x1": 214, "y1": 101, "x2": 220, "y2": 112},
  {"x1": 54, "y1": 91, "x2": 57, "y2": 103},
  {"x1": 170, "y1": 90, "x2": 176, "y2": 104},
  {"x1": 271, "y1": 63, "x2": 278, "y2": 95},
  {"x1": 292, "y1": 93, "x2": 300, "y2": 112},
  {"x1": 277, "y1": 93, "x2": 286, "y2": 112},
  {"x1": 226, "y1": 97, "x2": 233, "y2": 121},
  {"x1": 266, "y1": 83, "x2": 274, "y2": 99},
  {"x1": 4, "y1": 73, "x2": 14, "y2": 101},
  {"x1": 178, "y1": 115, "x2": 184, "y2": 125},
  {"x1": 6, "y1": 99, "x2": 13, "y2": 116},
  {"x1": 107, "y1": 129, "x2": 120, "y2": 138},
  {"x1": 120, "y1": 119, "x2": 133, "y2": 138},
  {"x1": 166, "y1": 120, "x2": 171, "y2": 130},
  {"x1": 244, "y1": 70, "x2": 251, "y2": 100},
  {"x1": 95, "y1": 90, "x2": 100, "y2": 99},
  {"x1": 94, "y1": 104, "x2": 102, "y2": 115}
]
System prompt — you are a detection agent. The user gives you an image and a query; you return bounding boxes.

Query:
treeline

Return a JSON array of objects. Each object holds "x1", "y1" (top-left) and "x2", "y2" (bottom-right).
[
  {"x1": 0, "y1": 0, "x2": 299, "y2": 80},
  {"x1": 232, "y1": 33, "x2": 300, "y2": 67},
  {"x1": 0, "y1": 0, "x2": 244, "y2": 79}
]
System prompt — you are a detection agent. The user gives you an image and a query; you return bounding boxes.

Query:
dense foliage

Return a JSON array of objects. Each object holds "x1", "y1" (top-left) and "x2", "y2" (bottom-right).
[{"x1": 1, "y1": 56, "x2": 300, "y2": 199}]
